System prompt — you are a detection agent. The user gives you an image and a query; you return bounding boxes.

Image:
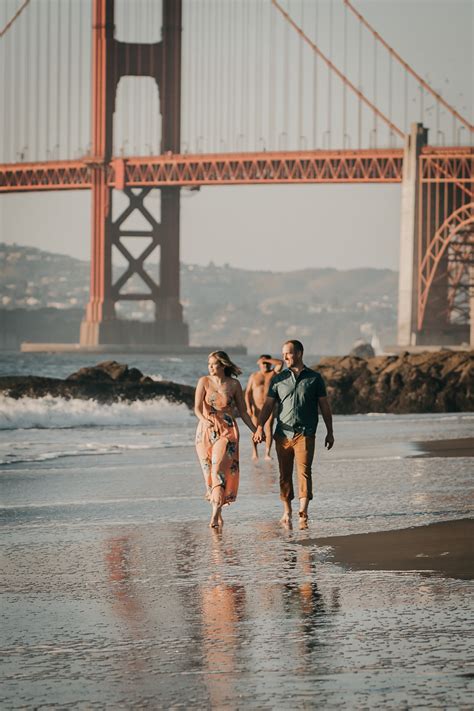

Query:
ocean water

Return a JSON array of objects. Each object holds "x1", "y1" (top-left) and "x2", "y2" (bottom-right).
[{"x1": 1, "y1": 353, "x2": 473, "y2": 708}]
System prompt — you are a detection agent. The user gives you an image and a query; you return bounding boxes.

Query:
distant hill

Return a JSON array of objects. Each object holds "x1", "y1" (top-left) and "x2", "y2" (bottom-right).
[{"x1": 0, "y1": 243, "x2": 397, "y2": 353}]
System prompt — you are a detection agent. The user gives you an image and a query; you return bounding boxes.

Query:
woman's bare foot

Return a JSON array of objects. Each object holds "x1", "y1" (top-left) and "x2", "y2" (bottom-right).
[
  {"x1": 280, "y1": 510, "x2": 292, "y2": 528},
  {"x1": 264, "y1": 452, "x2": 272, "y2": 461},
  {"x1": 210, "y1": 502, "x2": 222, "y2": 528}
]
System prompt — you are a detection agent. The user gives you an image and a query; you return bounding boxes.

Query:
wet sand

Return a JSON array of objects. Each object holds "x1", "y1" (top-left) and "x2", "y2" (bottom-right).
[
  {"x1": 302, "y1": 518, "x2": 474, "y2": 580},
  {"x1": 414, "y1": 437, "x2": 474, "y2": 458}
]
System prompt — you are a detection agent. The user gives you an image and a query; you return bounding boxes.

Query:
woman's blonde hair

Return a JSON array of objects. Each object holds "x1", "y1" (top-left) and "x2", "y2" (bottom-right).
[{"x1": 208, "y1": 351, "x2": 242, "y2": 377}]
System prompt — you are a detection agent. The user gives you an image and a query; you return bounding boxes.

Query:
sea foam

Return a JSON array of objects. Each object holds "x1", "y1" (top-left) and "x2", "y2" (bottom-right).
[{"x1": 0, "y1": 395, "x2": 191, "y2": 430}]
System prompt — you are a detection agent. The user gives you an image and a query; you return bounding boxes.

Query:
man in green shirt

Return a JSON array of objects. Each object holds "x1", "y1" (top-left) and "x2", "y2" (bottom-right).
[{"x1": 253, "y1": 339, "x2": 334, "y2": 527}]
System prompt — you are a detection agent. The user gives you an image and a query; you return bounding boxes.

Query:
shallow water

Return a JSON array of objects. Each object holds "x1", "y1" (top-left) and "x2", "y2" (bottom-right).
[{"x1": 1, "y1": 393, "x2": 473, "y2": 708}]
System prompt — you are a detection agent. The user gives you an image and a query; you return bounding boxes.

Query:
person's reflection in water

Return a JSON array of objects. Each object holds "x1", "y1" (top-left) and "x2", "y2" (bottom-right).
[
  {"x1": 282, "y1": 546, "x2": 340, "y2": 658},
  {"x1": 105, "y1": 535, "x2": 149, "y2": 674},
  {"x1": 200, "y1": 530, "x2": 247, "y2": 708}
]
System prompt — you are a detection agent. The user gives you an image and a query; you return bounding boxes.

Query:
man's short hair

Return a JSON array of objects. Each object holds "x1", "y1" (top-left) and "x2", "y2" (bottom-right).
[
  {"x1": 283, "y1": 339, "x2": 304, "y2": 354},
  {"x1": 259, "y1": 354, "x2": 272, "y2": 360}
]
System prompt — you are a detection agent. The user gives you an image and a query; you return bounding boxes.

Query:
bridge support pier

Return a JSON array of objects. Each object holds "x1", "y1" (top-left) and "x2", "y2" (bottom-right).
[
  {"x1": 80, "y1": 0, "x2": 188, "y2": 348},
  {"x1": 397, "y1": 124, "x2": 472, "y2": 347},
  {"x1": 397, "y1": 124, "x2": 428, "y2": 347}
]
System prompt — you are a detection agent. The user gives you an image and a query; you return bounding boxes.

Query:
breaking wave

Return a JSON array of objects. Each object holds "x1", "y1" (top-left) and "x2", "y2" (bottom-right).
[{"x1": 0, "y1": 395, "x2": 192, "y2": 431}]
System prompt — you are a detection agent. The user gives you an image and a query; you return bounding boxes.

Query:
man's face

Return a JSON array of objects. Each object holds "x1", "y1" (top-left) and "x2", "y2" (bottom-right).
[
  {"x1": 257, "y1": 359, "x2": 272, "y2": 373},
  {"x1": 282, "y1": 343, "x2": 302, "y2": 369}
]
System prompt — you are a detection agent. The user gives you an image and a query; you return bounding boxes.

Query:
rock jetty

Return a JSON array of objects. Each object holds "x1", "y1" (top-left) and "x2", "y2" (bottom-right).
[
  {"x1": 0, "y1": 360, "x2": 195, "y2": 408},
  {"x1": 316, "y1": 350, "x2": 473, "y2": 414},
  {"x1": 0, "y1": 352, "x2": 472, "y2": 414}
]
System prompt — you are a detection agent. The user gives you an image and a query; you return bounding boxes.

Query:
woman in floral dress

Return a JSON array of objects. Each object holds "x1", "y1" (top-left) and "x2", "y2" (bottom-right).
[{"x1": 195, "y1": 351, "x2": 257, "y2": 528}]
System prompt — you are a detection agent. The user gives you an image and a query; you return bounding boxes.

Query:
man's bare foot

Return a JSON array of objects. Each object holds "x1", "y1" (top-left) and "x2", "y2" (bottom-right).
[
  {"x1": 299, "y1": 511, "x2": 308, "y2": 530},
  {"x1": 280, "y1": 511, "x2": 292, "y2": 528}
]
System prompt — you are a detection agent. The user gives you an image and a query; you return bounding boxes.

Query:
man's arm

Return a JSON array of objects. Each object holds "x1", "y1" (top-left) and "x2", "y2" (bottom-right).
[
  {"x1": 245, "y1": 373, "x2": 255, "y2": 414},
  {"x1": 318, "y1": 396, "x2": 334, "y2": 450},
  {"x1": 258, "y1": 356, "x2": 284, "y2": 374},
  {"x1": 253, "y1": 396, "x2": 276, "y2": 442}
]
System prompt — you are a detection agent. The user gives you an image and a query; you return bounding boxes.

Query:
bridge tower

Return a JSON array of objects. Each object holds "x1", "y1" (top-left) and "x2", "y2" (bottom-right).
[
  {"x1": 80, "y1": 0, "x2": 188, "y2": 348},
  {"x1": 398, "y1": 124, "x2": 473, "y2": 347}
]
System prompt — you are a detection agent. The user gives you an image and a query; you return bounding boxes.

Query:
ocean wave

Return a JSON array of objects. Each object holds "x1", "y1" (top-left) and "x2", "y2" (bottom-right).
[
  {"x1": 0, "y1": 440, "x2": 192, "y2": 466},
  {"x1": 0, "y1": 395, "x2": 192, "y2": 431}
]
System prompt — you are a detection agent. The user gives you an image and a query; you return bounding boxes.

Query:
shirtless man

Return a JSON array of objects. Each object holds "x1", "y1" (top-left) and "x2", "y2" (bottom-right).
[{"x1": 245, "y1": 355, "x2": 283, "y2": 460}]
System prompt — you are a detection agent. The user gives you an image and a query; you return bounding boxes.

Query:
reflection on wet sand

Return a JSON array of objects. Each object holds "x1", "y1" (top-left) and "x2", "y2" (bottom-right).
[{"x1": 200, "y1": 531, "x2": 246, "y2": 707}]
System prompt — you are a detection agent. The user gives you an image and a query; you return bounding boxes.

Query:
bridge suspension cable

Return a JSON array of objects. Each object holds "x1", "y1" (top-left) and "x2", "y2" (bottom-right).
[
  {"x1": 270, "y1": 0, "x2": 404, "y2": 140},
  {"x1": 0, "y1": 0, "x2": 30, "y2": 39},
  {"x1": 344, "y1": 0, "x2": 473, "y2": 134}
]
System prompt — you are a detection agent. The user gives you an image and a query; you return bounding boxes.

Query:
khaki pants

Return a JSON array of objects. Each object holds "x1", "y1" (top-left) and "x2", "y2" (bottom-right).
[{"x1": 275, "y1": 434, "x2": 315, "y2": 501}]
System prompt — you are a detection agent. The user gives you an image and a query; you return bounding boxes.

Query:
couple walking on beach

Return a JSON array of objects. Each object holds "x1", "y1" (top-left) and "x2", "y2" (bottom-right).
[{"x1": 194, "y1": 340, "x2": 334, "y2": 528}]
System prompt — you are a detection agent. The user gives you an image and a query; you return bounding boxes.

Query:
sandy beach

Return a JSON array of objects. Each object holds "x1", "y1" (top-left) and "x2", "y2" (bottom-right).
[
  {"x1": 1, "y1": 382, "x2": 473, "y2": 708},
  {"x1": 302, "y1": 518, "x2": 474, "y2": 580}
]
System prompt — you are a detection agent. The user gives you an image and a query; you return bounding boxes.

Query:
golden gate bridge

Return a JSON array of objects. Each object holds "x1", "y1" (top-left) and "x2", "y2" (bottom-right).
[{"x1": 0, "y1": 0, "x2": 472, "y2": 349}]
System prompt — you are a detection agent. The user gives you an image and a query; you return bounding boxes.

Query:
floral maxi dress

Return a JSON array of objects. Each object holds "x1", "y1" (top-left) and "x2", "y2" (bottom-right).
[{"x1": 195, "y1": 379, "x2": 240, "y2": 505}]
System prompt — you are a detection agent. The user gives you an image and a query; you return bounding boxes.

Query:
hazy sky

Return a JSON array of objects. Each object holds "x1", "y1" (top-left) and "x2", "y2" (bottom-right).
[{"x1": 0, "y1": 0, "x2": 472, "y2": 272}]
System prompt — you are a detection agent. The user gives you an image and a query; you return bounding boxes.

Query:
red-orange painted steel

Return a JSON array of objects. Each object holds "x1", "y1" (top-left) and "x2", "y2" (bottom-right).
[
  {"x1": 417, "y1": 149, "x2": 474, "y2": 331},
  {"x1": 0, "y1": 149, "x2": 405, "y2": 191}
]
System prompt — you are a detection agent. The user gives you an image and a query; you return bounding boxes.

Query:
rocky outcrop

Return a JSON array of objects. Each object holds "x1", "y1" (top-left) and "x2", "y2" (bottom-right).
[
  {"x1": 1, "y1": 354, "x2": 472, "y2": 414},
  {"x1": 0, "y1": 360, "x2": 195, "y2": 408},
  {"x1": 316, "y1": 350, "x2": 473, "y2": 414},
  {"x1": 349, "y1": 340, "x2": 376, "y2": 358}
]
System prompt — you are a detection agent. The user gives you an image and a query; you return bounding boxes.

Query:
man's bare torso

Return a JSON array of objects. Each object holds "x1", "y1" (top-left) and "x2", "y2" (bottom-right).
[{"x1": 249, "y1": 370, "x2": 275, "y2": 412}]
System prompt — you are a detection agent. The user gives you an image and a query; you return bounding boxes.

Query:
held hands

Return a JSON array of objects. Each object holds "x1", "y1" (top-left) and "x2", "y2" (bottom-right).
[
  {"x1": 253, "y1": 426, "x2": 265, "y2": 444},
  {"x1": 325, "y1": 432, "x2": 335, "y2": 450}
]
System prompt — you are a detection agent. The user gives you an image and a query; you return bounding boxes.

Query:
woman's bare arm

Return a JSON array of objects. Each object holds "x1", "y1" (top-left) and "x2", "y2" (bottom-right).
[
  {"x1": 194, "y1": 377, "x2": 212, "y2": 427},
  {"x1": 234, "y1": 381, "x2": 257, "y2": 433}
]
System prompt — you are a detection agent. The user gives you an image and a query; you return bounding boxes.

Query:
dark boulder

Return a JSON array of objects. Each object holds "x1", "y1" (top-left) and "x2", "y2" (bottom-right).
[{"x1": 314, "y1": 350, "x2": 473, "y2": 414}]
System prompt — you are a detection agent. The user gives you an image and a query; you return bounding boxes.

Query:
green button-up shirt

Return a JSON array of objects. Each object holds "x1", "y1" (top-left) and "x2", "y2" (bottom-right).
[{"x1": 267, "y1": 366, "x2": 327, "y2": 438}]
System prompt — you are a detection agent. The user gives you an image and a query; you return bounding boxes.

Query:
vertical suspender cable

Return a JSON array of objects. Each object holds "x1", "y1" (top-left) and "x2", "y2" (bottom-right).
[
  {"x1": 312, "y1": 0, "x2": 318, "y2": 148},
  {"x1": 342, "y1": 0, "x2": 347, "y2": 147},
  {"x1": 214, "y1": 0, "x2": 219, "y2": 151},
  {"x1": 239, "y1": 0, "x2": 245, "y2": 149},
  {"x1": 403, "y1": 68, "x2": 408, "y2": 136},
  {"x1": 13, "y1": 0, "x2": 18, "y2": 159},
  {"x1": 327, "y1": 0, "x2": 332, "y2": 148},
  {"x1": 243, "y1": 0, "x2": 250, "y2": 150},
  {"x1": 357, "y1": 14, "x2": 361, "y2": 148},
  {"x1": 297, "y1": 1, "x2": 303, "y2": 148},
  {"x1": 283, "y1": 0, "x2": 289, "y2": 148},
  {"x1": 198, "y1": 0, "x2": 204, "y2": 152},
  {"x1": 207, "y1": 0, "x2": 212, "y2": 151},
  {"x1": 269, "y1": 0, "x2": 275, "y2": 150},
  {"x1": 56, "y1": 0, "x2": 61, "y2": 157},
  {"x1": 67, "y1": 0, "x2": 72, "y2": 158},
  {"x1": 46, "y1": 0, "x2": 51, "y2": 157},
  {"x1": 217, "y1": 0, "x2": 224, "y2": 149},
  {"x1": 182, "y1": 0, "x2": 187, "y2": 152},
  {"x1": 3, "y1": 2, "x2": 10, "y2": 161},
  {"x1": 125, "y1": 2, "x2": 130, "y2": 154},
  {"x1": 114, "y1": 1, "x2": 119, "y2": 155},
  {"x1": 255, "y1": 0, "x2": 261, "y2": 148},
  {"x1": 134, "y1": 3, "x2": 138, "y2": 154},
  {"x1": 388, "y1": 52, "x2": 393, "y2": 146},
  {"x1": 23, "y1": 0, "x2": 29, "y2": 158},
  {"x1": 372, "y1": 34, "x2": 376, "y2": 147},
  {"x1": 229, "y1": 0, "x2": 234, "y2": 150},
  {"x1": 78, "y1": 0, "x2": 82, "y2": 154},
  {"x1": 35, "y1": 0, "x2": 40, "y2": 158}
]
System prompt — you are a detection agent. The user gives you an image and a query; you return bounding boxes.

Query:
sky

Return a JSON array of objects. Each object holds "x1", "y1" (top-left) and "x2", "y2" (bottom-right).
[{"x1": 0, "y1": 0, "x2": 472, "y2": 272}]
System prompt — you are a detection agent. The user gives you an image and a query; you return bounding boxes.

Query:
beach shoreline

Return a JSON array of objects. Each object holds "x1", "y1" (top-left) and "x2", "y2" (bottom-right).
[{"x1": 302, "y1": 518, "x2": 474, "y2": 580}]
